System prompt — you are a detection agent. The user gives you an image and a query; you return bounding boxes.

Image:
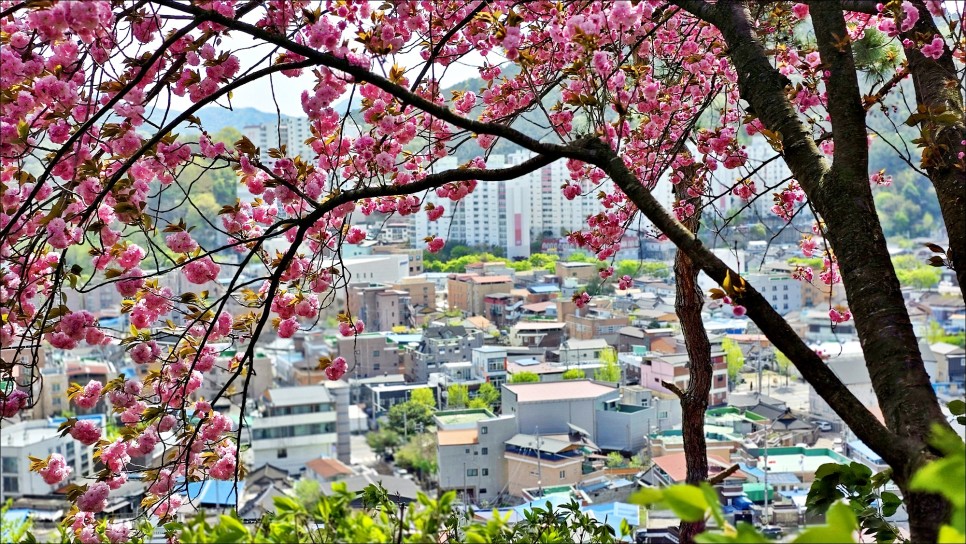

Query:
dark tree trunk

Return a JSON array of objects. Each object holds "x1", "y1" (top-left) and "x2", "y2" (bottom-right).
[
  {"x1": 902, "y1": 1, "x2": 966, "y2": 297},
  {"x1": 672, "y1": 171, "x2": 713, "y2": 544}
]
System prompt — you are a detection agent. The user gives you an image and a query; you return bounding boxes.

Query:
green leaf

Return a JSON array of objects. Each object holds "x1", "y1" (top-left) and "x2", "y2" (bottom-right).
[
  {"x1": 948, "y1": 399, "x2": 966, "y2": 416},
  {"x1": 880, "y1": 491, "x2": 902, "y2": 517},
  {"x1": 695, "y1": 523, "x2": 771, "y2": 543},
  {"x1": 939, "y1": 525, "x2": 966, "y2": 544},
  {"x1": 628, "y1": 487, "x2": 664, "y2": 506},
  {"x1": 272, "y1": 495, "x2": 301, "y2": 513},
  {"x1": 793, "y1": 502, "x2": 858, "y2": 543},
  {"x1": 662, "y1": 485, "x2": 709, "y2": 522}
]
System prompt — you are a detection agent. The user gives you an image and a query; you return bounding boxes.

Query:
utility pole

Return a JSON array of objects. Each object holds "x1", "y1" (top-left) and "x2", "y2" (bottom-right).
[
  {"x1": 762, "y1": 423, "x2": 772, "y2": 527},
  {"x1": 535, "y1": 426, "x2": 543, "y2": 498}
]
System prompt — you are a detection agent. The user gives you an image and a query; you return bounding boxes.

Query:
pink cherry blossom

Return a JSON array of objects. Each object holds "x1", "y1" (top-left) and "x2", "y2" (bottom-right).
[
  {"x1": 39, "y1": 453, "x2": 72, "y2": 485},
  {"x1": 921, "y1": 36, "x2": 946, "y2": 60},
  {"x1": 70, "y1": 420, "x2": 103, "y2": 445}
]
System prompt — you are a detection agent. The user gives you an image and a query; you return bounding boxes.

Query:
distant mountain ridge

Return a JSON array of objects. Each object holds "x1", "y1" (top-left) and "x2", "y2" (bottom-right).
[{"x1": 147, "y1": 106, "x2": 294, "y2": 134}]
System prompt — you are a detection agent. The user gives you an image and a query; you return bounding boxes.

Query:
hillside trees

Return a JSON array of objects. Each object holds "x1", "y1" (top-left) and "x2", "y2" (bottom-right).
[{"x1": 0, "y1": 1, "x2": 962, "y2": 541}]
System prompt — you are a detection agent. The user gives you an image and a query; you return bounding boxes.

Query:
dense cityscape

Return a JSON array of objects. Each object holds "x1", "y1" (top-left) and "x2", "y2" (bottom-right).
[
  {"x1": 1, "y1": 1, "x2": 964, "y2": 543},
  {"x1": 3, "y1": 111, "x2": 964, "y2": 542}
]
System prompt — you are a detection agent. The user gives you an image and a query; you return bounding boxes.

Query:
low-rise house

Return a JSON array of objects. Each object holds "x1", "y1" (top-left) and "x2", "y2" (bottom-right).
[
  {"x1": 0, "y1": 419, "x2": 98, "y2": 497},
  {"x1": 504, "y1": 434, "x2": 598, "y2": 497},
  {"x1": 932, "y1": 342, "x2": 966, "y2": 385},
  {"x1": 249, "y1": 385, "x2": 346, "y2": 474},
  {"x1": 435, "y1": 409, "x2": 517, "y2": 504},
  {"x1": 448, "y1": 274, "x2": 514, "y2": 316},
  {"x1": 305, "y1": 457, "x2": 354, "y2": 484},
  {"x1": 508, "y1": 321, "x2": 566, "y2": 348},
  {"x1": 644, "y1": 453, "x2": 748, "y2": 487},
  {"x1": 336, "y1": 333, "x2": 405, "y2": 380},
  {"x1": 405, "y1": 325, "x2": 483, "y2": 382}
]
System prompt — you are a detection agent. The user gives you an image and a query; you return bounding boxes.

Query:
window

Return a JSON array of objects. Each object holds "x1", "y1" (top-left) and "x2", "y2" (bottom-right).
[
  {"x1": 559, "y1": 470, "x2": 566, "y2": 478},
  {"x1": 480, "y1": 426, "x2": 488, "y2": 435},
  {"x1": 373, "y1": 351, "x2": 381, "y2": 357},
  {"x1": 1, "y1": 457, "x2": 19, "y2": 473},
  {"x1": 278, "y1": 449, "x2": 288, "y2": 459},
  {"x1": 2, "y1": 476, "x2": 18, "y2": 493},
  {"x1": 480, "y1": 488, "x2": 487, "y2": 495},
  {"x1": 481, "y1": 447, "x2": 488, "y2": 455},
  {"x1": 467, "y1": 468, "x2": 478, "y2": 477},
  {"x1": 482, "y1": 469, "x2": 489, "y2": 476},
  {"x1": 466, "y1": 448, "x2": 471, "y2": 454}
]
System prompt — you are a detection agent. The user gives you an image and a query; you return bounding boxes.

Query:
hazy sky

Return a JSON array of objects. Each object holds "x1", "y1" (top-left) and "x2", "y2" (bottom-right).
[{"x1": 167, "y1": 28, "x2": 487, "y2": 117}]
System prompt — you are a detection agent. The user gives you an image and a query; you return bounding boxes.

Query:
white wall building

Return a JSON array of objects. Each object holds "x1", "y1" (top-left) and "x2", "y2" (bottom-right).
[
  {"x1": 745, "y1": 272, "x2": 802, "y2": 315},
  {"x1": 342, "y1": 254, "x2": 410, "y2": 285},
  {"x1": 249, "y1": 385, "x2": 340, "y2": 474},
  {"x1": 1, "y1": 418, "x2": 98, "y2": 497}
]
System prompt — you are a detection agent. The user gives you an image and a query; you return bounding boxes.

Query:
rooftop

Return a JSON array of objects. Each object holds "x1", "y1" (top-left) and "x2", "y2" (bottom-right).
[
  {"x1": 652, "y1": 453, "x2": 745, "y2": 483},
  {"x1": 503, "y1": 380, "x2": 617, "y2": 403},
  {"x1": 434, "y1": 409, "x2": 495, "y2": 427},
  {"x1": 512, "y1": 321, "x2": 567, "y2": 330},
  {"x1": 263, "y1": 385, "x2": 332, "y2": 406},
  {"x1": 305, "y1": 457, "x2": 354, "y2": 479},
  {"x1": 438, "y1": 429, "x2": 479, "y2": 446}
]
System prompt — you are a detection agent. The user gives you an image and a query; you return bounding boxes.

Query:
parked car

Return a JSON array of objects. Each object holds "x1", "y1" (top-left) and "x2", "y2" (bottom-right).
[
  {"x1": 761, "y1": 526, "x2": 784, "y2": 539},
  {"x1": 815, "y1": 420, "x2": 833, "y2": 431}
]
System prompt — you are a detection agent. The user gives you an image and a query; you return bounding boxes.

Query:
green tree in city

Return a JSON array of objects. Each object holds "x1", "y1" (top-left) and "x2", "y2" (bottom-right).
[
  {"x1": 775, "y1": 350, "x2": 793, "y2": 386},
  {"x1": 394, "y1": 433, "x2": 438, "y2": 482},
  {"x1": 366, "y1": 428, "x2": 402, "y2": 457},
  {"x1": 721, "y1": 338, "x2": 745, "y2": 385},
  {"x1": 446, "y1": 384, "x2": 469, "y2": 409},
  {"x1": 293, "y1": 478, "x2": 322, "y2": 510},
  {"x1": 594, "y1": 349, "x2": 621, "y2": 383},
  {"x1": 509, "y1": 372, "x2": 539, "y2": 384},
  {"x1": 562, "y1": 368, "x2": 586, "y2": 380}
]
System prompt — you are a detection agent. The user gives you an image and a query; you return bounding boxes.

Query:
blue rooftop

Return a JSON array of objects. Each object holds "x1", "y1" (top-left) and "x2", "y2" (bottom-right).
[
  {"x1": 582, "y1": 502, "x2": 640, "y2": 535},
  {"x1": 528, "y1": 284, "x2": 560, "y2": 294},
  {"x1": 847, "y1": 440, "x2": 884, "y2": 464},
  {"x1": 184, "y1": 480, "x2": 241, "y2": 507}
]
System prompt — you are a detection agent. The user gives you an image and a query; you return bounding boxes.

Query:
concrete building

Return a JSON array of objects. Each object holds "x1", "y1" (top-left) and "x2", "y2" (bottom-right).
[
  {"x1": 392, "y1": 277, "x2": 437, "y2": 309},
  {"x1": 249, "y1": 385, "x2": 347, "y2": 474},
  {"x1": 373, "y1": 246, "x2": 425, "y2": 277},
  {"x1": 745, "y1": 272, "x2": 802, "y2": 316},
  {"x1": 565, "y1": 311, "x2": 631, "y2": 346},
  {"x1": 347, "y1": 283, "x2": 414, "y2": 332},
  {"x1": 472, "y1": 346, "x2": 509, "y2": 388},
  {"x1": 555, "y1": 261, "x2": 599, "y2": 284},
  {"x1": 504, "y1": 434, "x2": 593, "y2": 497},
  {"x1": 404, "y1": 325, "x2": 483, "y2": 383},
  {"x1": 502, "y1": 381, "x2": 617, "y2": 439},
  {"x1": 1, "y1": 418, "x2": 98, "y2": 497},
  {"x1": 336, "y1": 333, "x2": 405, "y2": 379},
  {"x1": 807, "y1": 343, "x2": 875, "y2": 430},
  {"x1": 627, "y1": 345, "x2": 729, "y2": 406},
  {"x1": 447, "y1": 274, "x2": 514, "y2": 316},
  {"x1": 932, "y1": 342, "x2": 966, "y2": 385},
  {"x1": 435, "y1": 410, "x2": 517, "y2": 504},
  {"x1": 508, "y1": 321, "x2": 567, "y2": 348},
  {"x1": 342, "y1": 255, "x2": 411, "y2": 285}
]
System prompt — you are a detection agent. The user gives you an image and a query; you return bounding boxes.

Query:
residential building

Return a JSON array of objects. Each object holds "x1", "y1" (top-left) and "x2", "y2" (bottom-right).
[
  {"x1": 565, "y1": 310, "x2": 631, "y2": 346},
  {"x1": 1, "y1": 419, "x2": 98, "y2": 497},
  {"x1": 342, "y1": 255, "x2": 411, "y2": 285},
  {"x1": 336, "y1": 333, "x2": 404, "y2": 379},
  {"x1": 195, "y1": 350, "x2": 274, "y2": 403},
  {"x1": 472, "y1": 346, "x2": 508, "y2": 388},
  {"x1": 644, "y1": 453, "x2": 749, "y2": 487},
  {"x1": 745, "y1": 272, "x2": 802, "y2": 316},
  {"x1": 627, "y1": 341, "x2": 729, "y2": 406},
  {"x1": 807, "y1": 343, "x2": 876, "y2": 430},
  {"x1": 483, "y1": 293, "x2": 524, "y2": 328},
  {"x1": 347, "y1": 283, "x2": 414, "y2": 332},
  {"x1": 305, "y1": 457, "x2": 354, "y2": 484},
  {"x1": 554, "y1": 261, "x2": 599, "y2": 284},
  {"x1": 447, "y1": 274, "x2": 514, "y2": 316},
  {"x1": 504, "y1": 434, "x2": 594, "y2": 497},
  {"x1": 501, "y1": 380, "x2": 617, "y2": 439},
  {"x1": 435, "y1": 409, "x2": 517, "y2": 504},
  {"x1": 372, "y1": 247, "x2": 425, "y2": 277},
  {"x1": 404, "y1": 325, "x2": 484, "y2": 382},
  {"x1": 554, "y1": 339, "x2": 611, "y2": 367},
  {"x1": 249, "y1": 385, "x2": 346, "y2": 474},
  {"x1": 932, "y1": 342, "x2": 966, "y2": 385},
  {"x1": 392, "y1": 277, "x2": 436, "y2": 308},
  {"x1": 509, "y1": 321, "x2": 567, "y2": 348}
]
